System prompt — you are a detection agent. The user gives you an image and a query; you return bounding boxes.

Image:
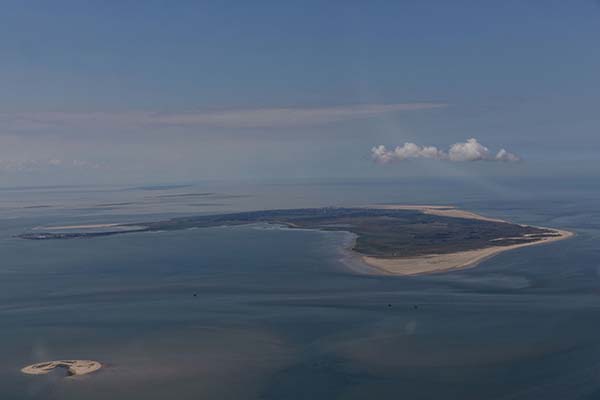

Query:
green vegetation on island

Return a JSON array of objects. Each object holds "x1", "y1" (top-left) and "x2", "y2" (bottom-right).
[{"x1": 19, "y1": 207, "x2": 558, "y2": 258}]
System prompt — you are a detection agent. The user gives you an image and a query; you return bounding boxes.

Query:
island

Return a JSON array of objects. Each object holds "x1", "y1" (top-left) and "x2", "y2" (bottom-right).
[
  {"x1": 18, "y1": 205, "x2": 573, "y2": 275},
  {"x1": 21, "y1": 360, "x2": 102, "y2": 376}
]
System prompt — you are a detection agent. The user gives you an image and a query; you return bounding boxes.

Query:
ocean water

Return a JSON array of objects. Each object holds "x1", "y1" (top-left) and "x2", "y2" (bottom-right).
[{"x1": 1, "y1": 178, "x2": 599, "y2": 399}]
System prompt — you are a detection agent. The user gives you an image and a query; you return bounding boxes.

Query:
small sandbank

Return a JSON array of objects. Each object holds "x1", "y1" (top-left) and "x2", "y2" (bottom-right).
[
  {"x1": 361, "y1": 205, "x2": 574, "y2": 276},
  {"x1": 34, "y1": 223, "x2": 123, "y2": 230},
  {"x1": 21, "y1": 360, "x2": 102, "y2": 376}
]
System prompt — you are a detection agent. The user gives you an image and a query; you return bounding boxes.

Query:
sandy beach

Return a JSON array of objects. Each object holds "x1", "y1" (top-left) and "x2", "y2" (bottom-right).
[{"x1": 360, "y1": 205, "x2": 574, "y2": 276}]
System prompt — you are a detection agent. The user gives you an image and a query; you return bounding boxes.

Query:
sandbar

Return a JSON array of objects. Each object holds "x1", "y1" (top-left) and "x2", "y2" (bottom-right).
[
  {"x1": 21, "y1": 360, "x2": 102, "y2": 376},
  {"x1": 34, "y1": 223, "x2": 123, "y2": 230}
]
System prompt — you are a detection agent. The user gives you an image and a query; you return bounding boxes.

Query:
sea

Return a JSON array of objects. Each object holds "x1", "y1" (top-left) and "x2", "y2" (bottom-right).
[{"x1": 0, "y1": 177, "x2": 598, "y2": 399}]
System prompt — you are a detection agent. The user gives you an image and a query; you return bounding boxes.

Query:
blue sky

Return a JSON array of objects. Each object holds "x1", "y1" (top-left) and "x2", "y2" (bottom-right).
[{"x1": 0, "y1": 1, "x2": 599, "y2": 185}]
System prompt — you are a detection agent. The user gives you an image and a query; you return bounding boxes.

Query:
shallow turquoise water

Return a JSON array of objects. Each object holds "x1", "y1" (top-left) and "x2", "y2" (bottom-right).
[{"x1": 1, "y1": 179, "x2": 599, "y2": 399}]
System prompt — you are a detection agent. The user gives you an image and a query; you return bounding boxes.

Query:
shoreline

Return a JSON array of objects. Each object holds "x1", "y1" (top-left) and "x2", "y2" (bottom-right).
[
  {"x1": 356, "y1": 205, "x2": 574, "y2": 276},
  {"x1": 21, "y1": 205, "x2": 574, "y2": 277}
]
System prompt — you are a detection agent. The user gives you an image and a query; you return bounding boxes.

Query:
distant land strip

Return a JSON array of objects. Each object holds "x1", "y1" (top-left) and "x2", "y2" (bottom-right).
[{"x1": 18, "y1": 206, "x2": 573, "y2": 275}]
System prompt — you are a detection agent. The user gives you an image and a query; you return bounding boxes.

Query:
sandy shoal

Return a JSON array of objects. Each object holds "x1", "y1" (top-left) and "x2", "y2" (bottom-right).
[
  {"x1": 21, "y1": 360, "x2": 102, "y2": 376},
  {"x1": 34, "y1": 223, "x2": 123, "y2": 230}
]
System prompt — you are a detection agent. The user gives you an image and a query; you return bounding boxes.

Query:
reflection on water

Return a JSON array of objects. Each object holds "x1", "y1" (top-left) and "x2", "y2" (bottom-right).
[{"x1": 1, "y1": 178, "x2": 599, "y2": 399}]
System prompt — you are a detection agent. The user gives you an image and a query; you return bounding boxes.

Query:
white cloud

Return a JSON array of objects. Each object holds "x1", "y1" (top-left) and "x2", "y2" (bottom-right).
[
  {"x1": 448, "y1": 138, "x2": 490, "y2": 161},
  {"x1": 495, "y1": 148, "x2": 520, "y2": 162},
  {"x1": 371, "y1": 143, "x2": 445, "y2": 163},
  {"x1": 372, "y1": 138, "x2": 521, "y2": 164}
]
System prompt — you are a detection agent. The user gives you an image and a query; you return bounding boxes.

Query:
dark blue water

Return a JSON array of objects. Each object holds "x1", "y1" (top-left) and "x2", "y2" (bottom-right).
[{"x1": 1, "y1": 178, "x2": 599, "y2": 399}]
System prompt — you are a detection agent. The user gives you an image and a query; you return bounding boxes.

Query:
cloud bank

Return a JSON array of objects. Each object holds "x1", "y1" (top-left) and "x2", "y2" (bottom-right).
[
  {"x1": 0, "y1": 103, "x2": 447, "y2": 132},
  {"x1": 0, "y1": 158, "x2": 101, "y2": 172},
  {"x1": 372, "y1": 138, "x2": 520, "y2": 164}
]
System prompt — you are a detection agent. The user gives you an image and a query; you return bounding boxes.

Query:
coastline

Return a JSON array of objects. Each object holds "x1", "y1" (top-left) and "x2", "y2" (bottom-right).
[
  {"x1": 21, "y1": 205, "x2": 574, "y2": 277},
  {"x1": 357, "y1": 205, "x2": 574, "y2": 276}
]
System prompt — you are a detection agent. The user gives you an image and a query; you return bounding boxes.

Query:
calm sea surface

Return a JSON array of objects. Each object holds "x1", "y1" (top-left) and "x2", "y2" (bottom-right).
[{"x1": 1, "y1": 178, "x2": 599, "y2": 399}]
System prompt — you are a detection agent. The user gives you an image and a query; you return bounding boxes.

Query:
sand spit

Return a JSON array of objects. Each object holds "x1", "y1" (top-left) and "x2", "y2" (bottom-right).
[
  {"x1": 361, "y1": 205, "x2": 574, "y2": 276},
  {"x1": 21, "y1": 360, "x2": 102, "y2": 376},
  {"x1": 34, "y1": 223, "x2": 123, "y2": 230},
  {"x1": 368, "y1": 204, "x2": 507, "y2": 223}
]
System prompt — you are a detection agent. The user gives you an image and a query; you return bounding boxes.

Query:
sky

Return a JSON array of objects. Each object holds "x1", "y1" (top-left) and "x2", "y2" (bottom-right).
[{"x1": 0, "y1": 0, "x2": 599, "y2": 186}]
